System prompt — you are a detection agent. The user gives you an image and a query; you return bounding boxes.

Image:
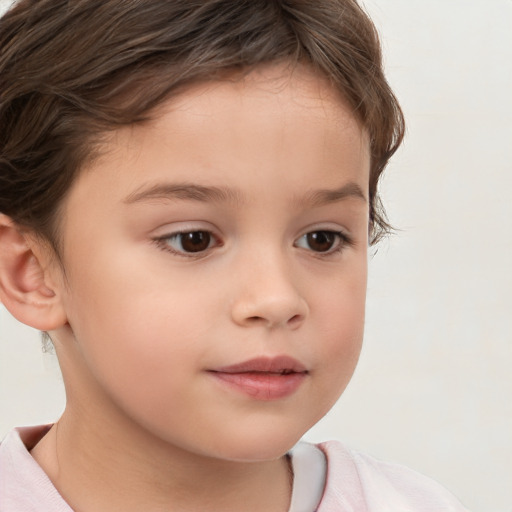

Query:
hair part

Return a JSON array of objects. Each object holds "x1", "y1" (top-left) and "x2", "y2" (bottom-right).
[{"x1": 0, "y1": 0, "x2": 404, "y2": 251}]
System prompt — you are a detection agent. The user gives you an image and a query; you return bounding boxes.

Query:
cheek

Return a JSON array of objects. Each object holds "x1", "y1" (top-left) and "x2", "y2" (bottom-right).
[
  {"x1": 310, "y1": 262, "x2": 367, "y2": 393},
  {"x1": 64, "y1": 290, "x2": 213, "y2": 434},
  {"x1": 61, "y1": 246, "x2": 215, "y2": 399}
]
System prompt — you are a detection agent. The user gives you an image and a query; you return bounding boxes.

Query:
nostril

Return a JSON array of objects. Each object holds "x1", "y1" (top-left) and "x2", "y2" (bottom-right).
[
  {"x1": 245, "y1": 314, "x2": 302, "y2": 328},
  {"x1": 231, "y1": 294, "x2": 308, "y2": 329},
  {"x1": 287, "y1": 314, "x2": 303, "y2": 327}
]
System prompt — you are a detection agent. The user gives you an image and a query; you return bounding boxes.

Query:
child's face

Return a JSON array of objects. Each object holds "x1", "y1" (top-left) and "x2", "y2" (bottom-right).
[{"x1": 50, "y1": 64, "x2": 369, "y2": 461}]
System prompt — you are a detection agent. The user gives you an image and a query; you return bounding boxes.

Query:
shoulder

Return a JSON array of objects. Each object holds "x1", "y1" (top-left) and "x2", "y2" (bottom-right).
[
  {"x1": 315, "y1": 440, "x2": 470, "y2": 512},
  {"x1": 0, "y1": 426, "x2": 72, "y2": 512}
]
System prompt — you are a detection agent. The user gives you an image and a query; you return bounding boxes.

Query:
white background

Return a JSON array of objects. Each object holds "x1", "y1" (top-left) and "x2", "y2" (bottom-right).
[{"x1": 1, "y1": 1, "x2": 511, "y2": 511}]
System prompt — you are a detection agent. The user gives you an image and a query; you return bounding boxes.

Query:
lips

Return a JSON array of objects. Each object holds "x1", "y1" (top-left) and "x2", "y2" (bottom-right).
[
  {"x1": 213, "y1": 355, "x2": 307, "y2": 374},
  {"x1": 209, "y1": 356, "x2": 308, "y2": 400}
]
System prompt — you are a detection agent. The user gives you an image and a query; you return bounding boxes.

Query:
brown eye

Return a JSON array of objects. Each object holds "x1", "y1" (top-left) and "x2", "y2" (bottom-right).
[
  {"x1": 164, "y1": 231, "x2": 214, "y2": 253},
  {"x1": 296, "y1": 230, "x2": 345, "y2": 253},
  {"x1": 306, "y1": 231, "x2": 335, "y2": 252}
]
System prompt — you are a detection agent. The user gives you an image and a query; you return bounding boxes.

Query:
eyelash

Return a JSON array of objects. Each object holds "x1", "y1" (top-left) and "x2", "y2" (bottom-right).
[
  {"x1": 153, "y1": 229, "x2": 353, "y2": 258},
  {"x1": 294, "y1": 230, "x2": 353, "y2": 256},
  {"x1": 153, "y1": 230, "x2": 222, "y2": 259}
]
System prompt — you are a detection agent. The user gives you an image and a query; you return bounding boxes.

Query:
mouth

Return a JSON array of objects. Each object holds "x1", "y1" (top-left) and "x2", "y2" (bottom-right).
[
  {"x1": 211, "y1": 355, "x2": 308, "y2": 374},
  {"x1": 208, "y1": 356, "x2": 308, "y2": 400}
]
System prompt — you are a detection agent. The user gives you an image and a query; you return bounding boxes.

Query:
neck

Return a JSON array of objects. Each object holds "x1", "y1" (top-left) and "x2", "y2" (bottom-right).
[{"x1": 31, "y1": 406, "x2": 293, "y2": 512}]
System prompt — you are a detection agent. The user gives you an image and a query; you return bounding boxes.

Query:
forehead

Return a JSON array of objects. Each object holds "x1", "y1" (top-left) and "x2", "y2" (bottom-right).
[
  {"x1": 161, "y1": 63, "x2": 356, "y2": 120},
  {"x1": 65, "y1": 63, "x2": 369, "y2": 212},
  {"x1": 159, "y1": 63, "x2": 364, "y2": 138},
  {"x1": 102, "y1": 65, "x2": 366, "y2": 168}
]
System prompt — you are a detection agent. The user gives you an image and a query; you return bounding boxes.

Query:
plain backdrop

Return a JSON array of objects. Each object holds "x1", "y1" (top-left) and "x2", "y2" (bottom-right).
[{"x1": 1, "y1": 1, "x2": 511, "y2": 511}]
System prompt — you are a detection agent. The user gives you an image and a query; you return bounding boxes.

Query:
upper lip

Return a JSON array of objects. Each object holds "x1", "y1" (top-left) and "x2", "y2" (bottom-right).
[{"x1": 211, "y1": 356, "x2": 308, "y2": 374}]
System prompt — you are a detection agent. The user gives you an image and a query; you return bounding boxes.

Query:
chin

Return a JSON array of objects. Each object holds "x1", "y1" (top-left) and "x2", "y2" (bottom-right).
[{"x1": 201, "y1": 423, "x2": 309, "y2": 463}]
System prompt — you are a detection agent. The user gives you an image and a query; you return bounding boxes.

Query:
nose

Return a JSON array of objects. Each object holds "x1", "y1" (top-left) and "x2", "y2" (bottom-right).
[{"x1": 230, "y1": 255, "x2": 309, "y2": 330}]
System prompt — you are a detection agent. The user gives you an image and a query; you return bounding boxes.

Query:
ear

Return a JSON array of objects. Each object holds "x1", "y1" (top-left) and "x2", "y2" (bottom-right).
[{"x1": 0, "y1": 214, "x2": 67, "y2": 331}]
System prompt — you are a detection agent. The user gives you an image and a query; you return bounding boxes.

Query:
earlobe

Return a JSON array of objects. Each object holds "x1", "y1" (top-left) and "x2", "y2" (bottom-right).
[{"x1": 0, "y1": 214, "x2": 67, "y2": 331}]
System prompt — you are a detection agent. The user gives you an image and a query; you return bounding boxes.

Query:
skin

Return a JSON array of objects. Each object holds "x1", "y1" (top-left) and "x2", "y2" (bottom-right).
[{"x1": 26, "y1": 64, "x2": 370, "y2": 511}]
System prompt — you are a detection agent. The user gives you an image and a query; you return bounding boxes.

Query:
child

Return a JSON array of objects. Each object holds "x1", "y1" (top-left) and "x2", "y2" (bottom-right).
[{"x1": 0, "y1": 0, "x2": 469, "y2": 510}]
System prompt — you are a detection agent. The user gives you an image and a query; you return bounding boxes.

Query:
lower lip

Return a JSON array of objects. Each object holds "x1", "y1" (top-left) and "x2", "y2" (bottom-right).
[{"x1": 210, "y1": 371, "x2": 306, "y2": 400}]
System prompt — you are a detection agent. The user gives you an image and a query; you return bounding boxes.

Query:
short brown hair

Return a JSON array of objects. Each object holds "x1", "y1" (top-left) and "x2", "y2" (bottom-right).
[{"x1": 0, "y1": 0, "x2": 404, "y2": 248}]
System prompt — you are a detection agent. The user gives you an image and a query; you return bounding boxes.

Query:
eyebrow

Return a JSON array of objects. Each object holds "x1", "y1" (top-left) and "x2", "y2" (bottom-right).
[
  {"x1": 123, "y1": 182, "x2": 242, "y2": 205},
  {"x1": 297, "y1": 182, "x2": 367, "y2": 207},
  {"x1": 123, "y1": 181, "x2": 367, "y2": 206}
]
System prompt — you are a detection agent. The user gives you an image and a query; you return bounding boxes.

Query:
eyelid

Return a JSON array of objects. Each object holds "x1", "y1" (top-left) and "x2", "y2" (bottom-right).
[
  {"x1": 151, "y1": 220, "x2": 217, "y2": 236},
  {"x1": 152, "y1": 224, "x2": 223, "y2": 258},
  {"x1": 294, "y1": 227, "x2": 354, "y2": 255},
  {"x1": 151, "y1": 223, "x2": 354, "y2": 259},
  {"x1": 296, "y1": 222, "x2": 353, "y2": 240}
]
